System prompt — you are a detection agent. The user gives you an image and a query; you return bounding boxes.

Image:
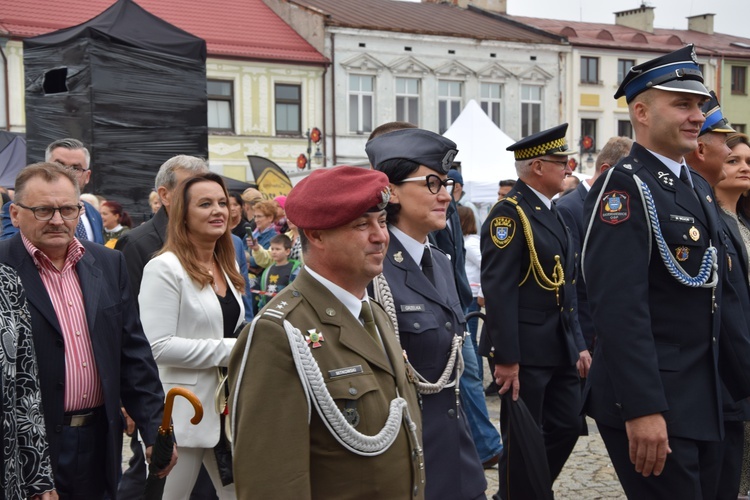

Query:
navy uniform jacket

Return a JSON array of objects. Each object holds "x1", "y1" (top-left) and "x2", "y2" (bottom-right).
[
  {"x1": 718, "y1": 210, "x2": 750, "y2": 421},
  {"x1": 382, "y1": 230, "x2": 486, "y2": 500},
  {"x1": 479, "y1": 179, "x2": 585, "y2": 366},
  {"x1": 0, "y1": 234, "x2": 164, "y2": 497},
  {"x1": 429, "y1": 199, "x2": 473, "y2": 311},
  {"x1": 582, "y1": 142, "x2": 727, "y2": 441},
  {"x1": 556, "y1": 181, "x2": 595, "y2": 350}
]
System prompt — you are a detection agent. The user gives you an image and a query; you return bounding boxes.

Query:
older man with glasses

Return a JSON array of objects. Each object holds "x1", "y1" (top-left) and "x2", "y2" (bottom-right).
[
  {"x1": 1, "y1": 138, "x2": 104, "y2": 243},
  {"x1": 480, "y1": 123, "x2": 589, "y2": 499}
]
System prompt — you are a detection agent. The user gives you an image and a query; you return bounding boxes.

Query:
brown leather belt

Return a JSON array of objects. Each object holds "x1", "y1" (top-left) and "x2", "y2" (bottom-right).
[{"x1": 63, "y1": 408, "x2": 101, "y2": 427}]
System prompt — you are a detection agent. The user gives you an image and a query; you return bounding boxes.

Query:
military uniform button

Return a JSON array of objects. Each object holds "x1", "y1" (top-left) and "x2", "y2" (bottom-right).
[
  {"x1": 292, "y1": 291, "x2": 300, "y2": 297},
  {"x1": 570, "y1": 308, "x2": 574, "y2": 312},
  {"x1": 615, "y1": 403, "x2": 622, "y2": 409},
  {"x1": 326, "y1": 308, "x2": 336, "y2": 316},
  {"x1": 445, "y1": 322, "x2": 452, "y2": 329},
  {"x1": 414, "y1": 322, "x2": 420, "y2": 329},
  {"x1": 349, "y1": 387, "x2": 358, "y2": 396},
  {"x1": 683, "y1": 234, "x2": 688, "y2": 240},
  {"x1": 413, "y1": 486, "x2": 419, "y2": 496},
  {"x1": 571, "y1": 279, "x2": 576, "y2": 285},
  {"x1": 447, "y1": 409, "x2": 456, "y2": 418},
  {"x1": 560, "y1": 307, "x2": 564, "y2": 312},
  {"x1": 712, "y1": 337, "x2": 717, "y2": 343}
]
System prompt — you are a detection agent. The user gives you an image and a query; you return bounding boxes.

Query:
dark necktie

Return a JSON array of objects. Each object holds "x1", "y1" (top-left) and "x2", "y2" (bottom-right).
[
  {"x1": 359, "y1": 300, "x2": 380, "y2": 346},
  {"x1": 75, "y1": 218, "x2": 88, "y2": 241},
  {"x1": 421, "y1": 247, "x2": 435, "y2": 286},
  {"x1": 679, "y1": 165, "x2": 693, "y2": 187}
]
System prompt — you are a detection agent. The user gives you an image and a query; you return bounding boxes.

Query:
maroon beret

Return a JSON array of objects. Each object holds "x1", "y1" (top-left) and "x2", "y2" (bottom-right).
[{"x1": 286, "y1": 166, "x2": 391, "y2": 230}]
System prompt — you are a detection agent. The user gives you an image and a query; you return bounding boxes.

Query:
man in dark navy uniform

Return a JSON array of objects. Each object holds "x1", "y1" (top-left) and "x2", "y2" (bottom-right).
[
  {"x1": 480, "y1": 124, "x2": 589, "y2": 499},
  {"x1": 582, "y1": 45, "x2": 750, "y2": 498}
]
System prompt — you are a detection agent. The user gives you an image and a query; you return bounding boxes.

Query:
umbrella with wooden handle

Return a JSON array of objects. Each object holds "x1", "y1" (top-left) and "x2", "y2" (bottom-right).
[{"x1": 144, "y1": 387, "x2": 203, "y2": 499}]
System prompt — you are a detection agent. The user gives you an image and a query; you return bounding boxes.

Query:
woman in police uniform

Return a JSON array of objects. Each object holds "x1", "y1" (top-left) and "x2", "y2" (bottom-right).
[{"x1": 367, "y1": 128, "x2": 487, "y2": 500}]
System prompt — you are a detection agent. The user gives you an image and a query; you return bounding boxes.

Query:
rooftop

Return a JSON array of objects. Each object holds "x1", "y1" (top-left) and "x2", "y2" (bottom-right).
[
  {"x1": 288, "y1": 0, "x2": 564, "y2": 44},
  {"x1": 0, "y1": 0, "x2": 328, "y2": 64}
]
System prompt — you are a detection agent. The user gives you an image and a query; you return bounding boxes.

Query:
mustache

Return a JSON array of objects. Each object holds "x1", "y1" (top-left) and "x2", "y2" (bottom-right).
[{"x1": 43, "y1": 228, "x2": 71, "y2": 235}]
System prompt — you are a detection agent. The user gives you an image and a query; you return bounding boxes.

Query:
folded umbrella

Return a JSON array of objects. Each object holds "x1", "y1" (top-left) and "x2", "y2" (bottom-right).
[{"x1": 144, "y1": 387, "x2": 204, "y2": 500}]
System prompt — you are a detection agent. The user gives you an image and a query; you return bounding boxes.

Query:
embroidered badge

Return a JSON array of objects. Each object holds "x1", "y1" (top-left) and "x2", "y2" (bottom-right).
[
  {"x1": 490, "y1": 216, "x2": 515, "y2": 249},
  {"x1": 393, "y1": 251, "x2": 404, "y2": 263},
  {"x1": 306, "y1": 329, "x2": 325, "y2": 348},
  {"x1": 675, "y1": 246, "x2": 689, "y2": 262},
  {"x1": 689, "y1": 226, "x2": 700, "y2": 241},
  {"x1": 599, "y1": 191, "x2": 630, "y2": 225}
]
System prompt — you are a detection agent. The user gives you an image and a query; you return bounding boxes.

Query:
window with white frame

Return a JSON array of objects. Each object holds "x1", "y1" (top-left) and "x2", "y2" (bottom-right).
[
  {"x1": 348, "y1": 75, "x2": 374, "y2": 134},
  {"x1": 438, "y1": 80, "x2": 462, "y2": 134},
  {"x1": 480, "y1": 82, "x2": 503, "y2": 128},
  {"x1": 207, "y1": 80, "x2": 233, "y2": 131},
  {"x1": 396, "y1": 77, "x2": 420, "y2": 126},
  {"x1": 521, "y1": 84, "x2": 542, "y2": 137},
  {"x1": 275, "y1": 83, "x2": 301, "y2": 135}
]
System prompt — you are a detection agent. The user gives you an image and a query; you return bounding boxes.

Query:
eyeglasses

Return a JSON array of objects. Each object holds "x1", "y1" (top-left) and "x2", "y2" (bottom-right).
[
  {"x1": 60, "y1": 164, "x2": 89, "y2": 174},
  {"x1": 399, "y1": 174, "x2": 455, "y2": 195},
  {"x1": 539, "y1": 159, "x2": 569, "y2": 169},
  {"x1": 15, "y1": 203, "x2": 82, "y2": 221}
]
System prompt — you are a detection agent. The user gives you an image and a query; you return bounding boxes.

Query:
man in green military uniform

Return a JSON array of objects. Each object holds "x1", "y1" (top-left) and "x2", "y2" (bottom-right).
[
  {"x1": 229, "y1": 166, "x2": 424, "y2": 499},
  {"x1": 480, "y1": 124, "x2": 589, "y2": 499}
]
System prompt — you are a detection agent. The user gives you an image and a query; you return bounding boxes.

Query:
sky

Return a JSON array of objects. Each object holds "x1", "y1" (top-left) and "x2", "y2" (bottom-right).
[{"x1": 506, "y1": 0, "x2": 748, "y2": 38}]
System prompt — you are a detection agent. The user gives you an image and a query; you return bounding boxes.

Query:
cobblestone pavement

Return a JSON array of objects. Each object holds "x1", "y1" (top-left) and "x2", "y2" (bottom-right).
[{"x1": 482, "y1": 393, "x2": 625, "y2": 499}]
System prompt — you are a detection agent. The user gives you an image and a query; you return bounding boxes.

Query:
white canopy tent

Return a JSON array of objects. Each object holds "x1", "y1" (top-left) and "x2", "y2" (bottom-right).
[{"x1": 443, "y1": 99, "x2": 517, "y2": 205}]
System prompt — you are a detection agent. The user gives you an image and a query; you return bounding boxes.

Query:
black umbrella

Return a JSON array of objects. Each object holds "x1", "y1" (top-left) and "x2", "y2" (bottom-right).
[
  {"x1": 144, "y1": 387, "x2": 204, "y2": 499},
  {"x1": 500, "y1": 393, "x2": 554, "y2": 500}
]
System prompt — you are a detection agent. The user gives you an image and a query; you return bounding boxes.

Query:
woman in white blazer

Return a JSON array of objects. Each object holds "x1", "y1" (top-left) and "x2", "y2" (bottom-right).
[{"x1": 140, "y1": 172, "x2": 246, "y2": 500}]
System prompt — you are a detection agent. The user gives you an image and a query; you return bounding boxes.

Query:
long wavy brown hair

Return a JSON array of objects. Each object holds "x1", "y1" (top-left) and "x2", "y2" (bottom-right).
[{"x1": 160, "y1": 172, "x2": 245, "y2": 293}]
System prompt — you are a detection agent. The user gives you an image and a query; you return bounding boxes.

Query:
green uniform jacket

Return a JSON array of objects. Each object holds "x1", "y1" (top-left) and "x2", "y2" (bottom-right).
[{"x1": 229, "y1": 269, "x2": 424, "y2": 499}]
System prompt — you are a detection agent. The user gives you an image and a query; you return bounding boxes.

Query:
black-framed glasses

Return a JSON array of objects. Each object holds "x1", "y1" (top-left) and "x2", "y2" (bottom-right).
[
  {"x1": 399, "y1": 174, "x2": 455, "y2": 194},
  {"x1": 15, "y1": 203, "x2": 82, "y2": 221},
  {"x1": 539, "y1": 159, "x2": 569, "y2": 169}
]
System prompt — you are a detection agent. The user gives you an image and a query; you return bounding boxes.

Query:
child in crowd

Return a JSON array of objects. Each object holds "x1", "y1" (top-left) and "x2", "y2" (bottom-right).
[{"x1": 258, "y1": 234, "x2": 300, "y2": 307}]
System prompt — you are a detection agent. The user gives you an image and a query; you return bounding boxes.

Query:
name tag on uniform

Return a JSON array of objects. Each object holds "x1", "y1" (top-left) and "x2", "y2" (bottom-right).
[
  {"x1": 328, "y1": 365, "x2": 363, "y2": 378},
  {"x1": 400, "y1": 304, "x2": 425, "y2": 312},
  {"x1": 670, "y1": 214, "x2": 694, "y2": 223}
]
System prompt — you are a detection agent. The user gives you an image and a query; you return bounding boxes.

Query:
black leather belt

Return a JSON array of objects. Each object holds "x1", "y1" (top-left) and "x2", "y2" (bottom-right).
[{"x1": 63, "y1": 407, "x2": 103, "y2": 427}]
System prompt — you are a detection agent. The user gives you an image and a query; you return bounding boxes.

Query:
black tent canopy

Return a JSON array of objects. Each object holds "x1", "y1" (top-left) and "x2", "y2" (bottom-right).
[{"x1": 24, "y1": 0, "x2": 208, "y2": 218}]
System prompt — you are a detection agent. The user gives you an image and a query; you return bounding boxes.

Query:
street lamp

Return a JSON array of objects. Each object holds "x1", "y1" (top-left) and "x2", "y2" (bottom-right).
[{"x1": 297, "y1": 127, "x2": 323, "y2": 170}]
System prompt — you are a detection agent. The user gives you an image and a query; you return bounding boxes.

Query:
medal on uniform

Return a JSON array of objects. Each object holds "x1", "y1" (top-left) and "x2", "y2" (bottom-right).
[
  {"x1": 305, "y1": 329, "x2": 325, "y2": 348},
  {"x1": 675, "y1": 246, "x2": 689, "y2": 262},
  {"x1": 689, "y1": 226, "x2": 700, "y2": 241},
  {"x1": 394, "y1": 251, "x2": 404, "y2": 263}
]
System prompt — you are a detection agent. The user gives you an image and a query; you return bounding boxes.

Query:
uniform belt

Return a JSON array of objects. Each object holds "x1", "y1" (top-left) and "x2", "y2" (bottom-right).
[{"x1": 63, "y1": 407, "x2": 103, "y2": 427}]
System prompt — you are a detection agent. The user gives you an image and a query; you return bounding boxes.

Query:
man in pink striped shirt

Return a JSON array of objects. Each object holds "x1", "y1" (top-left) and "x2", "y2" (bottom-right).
[{"x1": 2, "y1": 161, "x2": 176, "y2": 499}]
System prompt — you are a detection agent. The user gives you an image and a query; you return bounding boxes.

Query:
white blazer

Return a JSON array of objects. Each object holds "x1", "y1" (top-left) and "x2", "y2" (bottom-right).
[{"x1": 140, "y1": 251, "x2": 244, "y2": 448}]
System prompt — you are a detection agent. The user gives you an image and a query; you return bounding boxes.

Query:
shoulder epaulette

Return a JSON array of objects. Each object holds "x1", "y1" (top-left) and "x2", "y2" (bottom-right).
[{"x1": 259, "y1": 286, "x2": 303, "y2": 323}]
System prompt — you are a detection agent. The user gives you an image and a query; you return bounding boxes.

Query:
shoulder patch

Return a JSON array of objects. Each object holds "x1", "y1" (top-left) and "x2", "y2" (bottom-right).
[
  {"x1": 599, "y1": 191, "x2": 630, "y2": 225},
  {"x1": 489, "y1": 216, "x2": 515, "y2": 249}
]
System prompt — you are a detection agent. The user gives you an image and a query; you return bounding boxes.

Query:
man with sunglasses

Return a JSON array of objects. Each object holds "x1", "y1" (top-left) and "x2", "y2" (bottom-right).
[
  {"x1": 480, "y1": 123, "x2": 588, "y2": 499},
  {"x1": 1, "y1": 138, "x2": 104, "y2": 243},
  {"x1": 0, "y1": 162, "x2": 175, "y2": 498},
  {"x1": 367, "y1": 128, "x2": 487, "y2": 500}
]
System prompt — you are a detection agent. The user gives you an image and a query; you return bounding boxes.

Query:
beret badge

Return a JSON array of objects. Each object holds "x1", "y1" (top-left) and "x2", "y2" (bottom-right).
[{"x1": 378, "y1": 187, "x2": 391, "y2": 210}]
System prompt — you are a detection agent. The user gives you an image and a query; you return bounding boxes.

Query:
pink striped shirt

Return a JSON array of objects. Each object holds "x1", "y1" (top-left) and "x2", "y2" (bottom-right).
[{"x1": 22, "y1": 234, "x2": 104, "y2": 412}]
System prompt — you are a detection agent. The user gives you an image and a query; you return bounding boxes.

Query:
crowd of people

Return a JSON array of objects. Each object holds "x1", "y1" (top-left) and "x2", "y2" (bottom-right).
[{"x1": 4, "y1": 43, "x2": 750, "y2": 500}]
